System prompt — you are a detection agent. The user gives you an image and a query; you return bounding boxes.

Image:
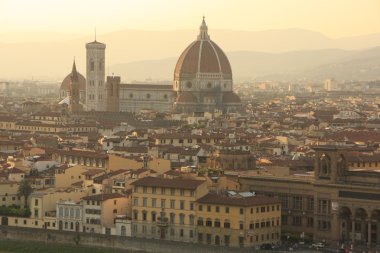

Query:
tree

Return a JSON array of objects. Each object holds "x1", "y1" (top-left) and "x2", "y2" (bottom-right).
[{"x1": 17, "y1": 179, "x2": 33, "y2": 208}]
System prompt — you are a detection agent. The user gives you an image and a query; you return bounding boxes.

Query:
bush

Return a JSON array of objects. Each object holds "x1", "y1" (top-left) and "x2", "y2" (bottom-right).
[{"x1": 0, "y1": 205, "x2": 31, "y2": 217}]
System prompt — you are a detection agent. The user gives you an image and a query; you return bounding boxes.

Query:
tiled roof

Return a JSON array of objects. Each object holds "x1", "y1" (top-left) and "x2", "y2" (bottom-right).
[
  {"x1": 196, "y1": 192, "x2": 280, "y2": 207},
  {"x1": 130, "y1": 176, "x2": 205, "y2": 190},
  {"x1": 82, "y1": 193, "x2": 125, "y2": 201}
]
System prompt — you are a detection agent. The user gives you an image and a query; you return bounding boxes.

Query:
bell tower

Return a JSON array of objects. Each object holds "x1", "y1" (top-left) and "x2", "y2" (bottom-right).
[
  {"x1": 85, "y1": 34, "x2": 106, "y2": 111},
  {"x1": 313, "y1": 146, "x2": 347, "y2": 183}
]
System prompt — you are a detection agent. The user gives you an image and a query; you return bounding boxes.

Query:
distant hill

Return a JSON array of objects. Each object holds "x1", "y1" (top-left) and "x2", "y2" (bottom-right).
[
  {"x1": 1, "y1": 28, "x2": 380, "y2": 80},
  {"x1": 110, "y1": 47, "x2": 380, "y2": 82}
]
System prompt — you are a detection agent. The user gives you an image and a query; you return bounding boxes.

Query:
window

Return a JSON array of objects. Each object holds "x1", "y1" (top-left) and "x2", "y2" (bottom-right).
[
  {"x1": 190, "y1": 202, "x2": 194, "y2": 211},
  {"x1": 282, "y1": 215, "x2": 288, "y2": 225},
  {"x1": 170, "y1": 200, "x2": 175, "y2": 209},
  {"x1": 225, "y1": 207, "x2": 229, "y2": 213},
  {"x1": 214, "y1": 220, "x2": 221, "y2": 227},
  {"x1": 161, "y1": 199, "x2": 166, "y2": 208},
  {"x1": 292, "y1": 215, "x2": 302, "y2": 226},
  {"x1": 180, "y1": 189, "x2": 185, "y2": 196},
  {"x1": 146, "y1": 93, "x2": 151, "y2": 99},
  {"x1": 207, "y1": 206, "x2": 211, "y2": 212},
  {"x1": 307, "y1": 197, "x2": 314, "y2": 211},
  {"x1": 133, "y1": 197, "x2": 138, "y2": 206},
  {"x1": 152, "y1": 212, "x2": 156, "y2": 222},
  {"x1": 179, "y1": 214, "x2": 185, "y2": 225},
  {"x1": 224, "y1": 235, "x2": 230, "y2": 246},
  {"x1": 307, "y1": 217, "x2": 314, "y2": 227},
  {"x1": 143, "y1": 186, "x2": 147, "y2": 193},
  {"x1": 35, "y1": 199, "x2": 39, "y2": 206},
  {"x1": 142, "y1": 211, "x2": 147, "y2": 221},
  {"x1": 224, "y1": 221, "x2": 230, "y2": 228},
  {"x1": 180, "y1": 229, "x2": 184, "y2": 237},
  {"x1": 143, "y1": 198, "x2": 147, "y2": 207},
  {"x1": 152, "y1": 198, "x2": 157, "y2": 208},
  {"x1": 199, "y1": 205, "x2": 203, "y2": 211},
  {"x1": 152, "y1": 187, "x2": 156, "y2": 194},
  {"x1": 261, "y1": 207, "x2": 265, "y2": 212},
  {"x1": 318, "y1": 220, "x2": 331, "y2": 231},
  {"x1": 293, "y1": 196, "x2": 303, "y2": 210},
  {"x1": 317, "y1": 199, "x2": 331, "y2": 214},
  {"x1": 161, "y1": 188, "x2": 166, "y2": 195},
  {"x1": 189, "y1": 215, "x2": 194, "y2": 225},
  {"x1": 180, "y1": 201, "x2": 185, "y2": 210},
  {"x1": 239, "y1": 223, "x2": 244, "y2": 230},
  {"x1": 90, "y1": 60, "x2": 94, "y2": 71},
  {"x1": 197, "y1": 218, "x2": 204, "y2": 226},
  {"x1": 216, "y1": 206, "x2": 220, "y2": 213},
  {"x1": 206, "y1": 234, "x2": 212, "y2": 244},
  {"x1": 240, "y1": 208, "x2": 244, "y2": 214},
  {"x1": 170, "y1": 189, "x2": 175, "y2": 195},
  {"x1": 206, "y1": 220, "x2": 212, "y2": 227},
  {"x1": 170, "y1": 213, "x2": 175, "y2": 224}
]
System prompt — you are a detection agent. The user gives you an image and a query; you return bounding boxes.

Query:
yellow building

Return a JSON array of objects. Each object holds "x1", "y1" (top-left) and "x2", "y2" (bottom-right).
[
  {"x1": 195, "y1": 192, "x2": 281, "y2": 248},
  {"x1": 0, "y1": 182, "x2": 22, "y2": 207},
  {"x1": 130, "y1": 177, "x2": 208, "y2": 242}
]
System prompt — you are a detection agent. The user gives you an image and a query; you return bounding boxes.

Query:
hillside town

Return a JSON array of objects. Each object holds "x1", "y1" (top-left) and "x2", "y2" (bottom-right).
[{"x1": 0, "y1": 18, "x2": 380, "y2": 253}]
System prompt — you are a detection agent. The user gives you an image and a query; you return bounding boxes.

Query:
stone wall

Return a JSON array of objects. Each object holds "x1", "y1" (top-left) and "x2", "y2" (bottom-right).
[{"x1": 0, "y1": 225, "x2": 258, "y2": 253}]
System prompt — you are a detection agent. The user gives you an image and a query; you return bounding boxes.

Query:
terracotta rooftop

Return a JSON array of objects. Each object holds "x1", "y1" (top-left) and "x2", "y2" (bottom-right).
[
  {"x1": 131, "y1": 176, "x2": 205, "y2": 190},
  {"x1": 196, "y1": 192, "x2": 281, "y2": 207},
  {"x1": 82, "y1": 193, "x2": 125, "y2": 202}
]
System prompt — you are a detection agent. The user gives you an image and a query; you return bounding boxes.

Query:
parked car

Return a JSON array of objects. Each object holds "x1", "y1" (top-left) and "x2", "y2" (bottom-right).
[{"x1": 311, "y1": 242, "x2": 325, "y2": 249}]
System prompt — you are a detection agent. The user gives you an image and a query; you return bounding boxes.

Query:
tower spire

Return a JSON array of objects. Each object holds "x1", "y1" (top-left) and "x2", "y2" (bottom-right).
[
  {"x1": 71, "y1": 57, "x2": 78, "y2": 82},
  {"x1": 197, "y1": 16, "x2": 209, "y2": 40}
]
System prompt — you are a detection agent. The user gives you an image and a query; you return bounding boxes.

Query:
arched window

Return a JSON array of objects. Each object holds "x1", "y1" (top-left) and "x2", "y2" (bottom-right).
[
  {"x1": 121, "y1": 225, "x2": 126, "y2": 236},
  {"x1": 90, "y1": 59, "x2": 94, "y2": 71}
]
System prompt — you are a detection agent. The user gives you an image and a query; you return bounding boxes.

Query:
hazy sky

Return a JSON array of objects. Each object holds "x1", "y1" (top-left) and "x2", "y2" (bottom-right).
[{"x1": 1, "y1": 0, "x2": 380, "y2": 39}]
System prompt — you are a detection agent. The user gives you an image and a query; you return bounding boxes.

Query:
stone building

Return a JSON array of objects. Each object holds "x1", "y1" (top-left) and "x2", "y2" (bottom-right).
[
  {"x1": 231, "y1": 145, "x2": 380, "y2": 248},
  {"x1": 195, "y1": 191, "x2": 281, "y2": 248},
  {"x1": 173, "y1": 17, "x2": 241, "y2": 114},
  {"x1": 60, "y1": 18, "x2": 240, "y2": 114}
]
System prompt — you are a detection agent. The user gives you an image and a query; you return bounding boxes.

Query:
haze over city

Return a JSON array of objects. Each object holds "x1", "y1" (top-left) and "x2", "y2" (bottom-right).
[{"x1": 1, "y1": 0, "x2": 380, "y2": 80}]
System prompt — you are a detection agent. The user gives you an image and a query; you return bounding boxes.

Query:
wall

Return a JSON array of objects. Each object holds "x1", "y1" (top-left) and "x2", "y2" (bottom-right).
[{"x1": 0, "y1": 225, "x2": 258, "y2": 253}]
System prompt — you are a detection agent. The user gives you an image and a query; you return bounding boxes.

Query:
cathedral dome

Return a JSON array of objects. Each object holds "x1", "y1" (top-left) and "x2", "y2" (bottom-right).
[
  {"x1": 60, "y1": 63, "x2": 86, "y2": 92},
  {"x1": 174, "y1": 17, "x2": 232, "y2": 79},
  {"x1": 222, "y1": 91, "x2": 241, "y2": 104}
]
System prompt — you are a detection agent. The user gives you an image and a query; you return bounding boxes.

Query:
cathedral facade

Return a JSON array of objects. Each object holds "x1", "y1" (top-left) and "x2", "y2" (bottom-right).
[{"x1": 59, "y1": 18, "x2": 241, "y2": 114}]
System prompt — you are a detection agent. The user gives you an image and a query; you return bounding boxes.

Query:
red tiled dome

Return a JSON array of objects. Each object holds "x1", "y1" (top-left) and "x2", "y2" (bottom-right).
[
  {"x1": 60, "y1": 71, "x2": 86, "y2": 92},
  {"x1": 174, "y1": 18, "x2": 232, "y2": 79},
  {"x1": 222, "y1": 92, "x2": 241, "y2": 103},
  {"x1": 176, "y1": 92, "x2": 198, "y2": 103}
]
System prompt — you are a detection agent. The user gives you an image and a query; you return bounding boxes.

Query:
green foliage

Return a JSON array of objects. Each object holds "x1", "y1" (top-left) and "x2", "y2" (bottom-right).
[{"x1": 0, "y1": 205, "x2": 31, "y2": 217}]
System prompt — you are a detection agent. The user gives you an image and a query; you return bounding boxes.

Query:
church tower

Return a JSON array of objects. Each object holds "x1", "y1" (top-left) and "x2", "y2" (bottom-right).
[
  {"x1": 68, "y1": 59, "x2": 83, "y2": 113},
  {"x1": 106, "y1": 75, "x2": 120, "y2": 112},
  {"x1": 85, "y1": 36, "x2": 106, "y2": 111}
]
